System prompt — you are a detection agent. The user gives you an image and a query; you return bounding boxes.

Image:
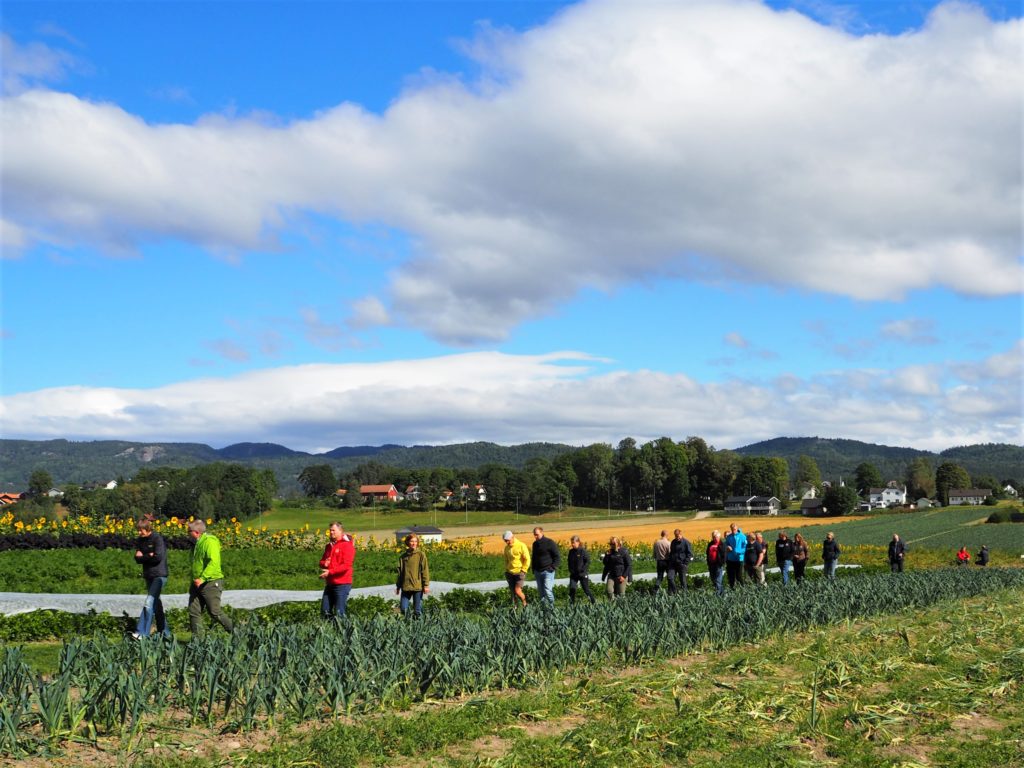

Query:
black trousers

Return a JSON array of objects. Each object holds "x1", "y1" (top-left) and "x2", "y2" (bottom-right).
[
  {"x1": 726, "y1": 560, "x2": 744, "y2": 588},
  {"x1": 666, "y1": 563, "x2": 688, "y2": 593},
  {"x1": 569, "y1": 576, "x2": 596, "y2": 604}
]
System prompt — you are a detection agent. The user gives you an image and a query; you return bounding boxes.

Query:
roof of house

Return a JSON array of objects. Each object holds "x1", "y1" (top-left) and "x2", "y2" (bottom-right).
[
  {"x1": 360, "y1": 484, "x2": 397, "y2": 493},
  {"x1": 801, "y1": 498, "x2": 824, "y2": 508},
  {"x1": 947, "y1": 488, "x2": 991, "y2": 496}
]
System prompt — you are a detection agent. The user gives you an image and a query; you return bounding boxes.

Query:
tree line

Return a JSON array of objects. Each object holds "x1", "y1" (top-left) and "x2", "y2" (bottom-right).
[{"x1": 299, "y1": 436, "x2": 1019, "y2": 513}]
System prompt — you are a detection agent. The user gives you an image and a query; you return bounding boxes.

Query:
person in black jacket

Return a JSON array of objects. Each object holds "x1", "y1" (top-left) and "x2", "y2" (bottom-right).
[
  {"x1": 567, "y1": 535, "x2": 596, "y2": 604},
  {"x1": 775, "y1": 531, "x2": 794, "y2": 585},
  {"x1": 667, "y1": 529, "x2": 693, "y2": 594},
  {"x1": 888, "y1": 533, "x2": 906, "y2": 573},
  {"x1": 822, "y1": 532, "x2": 840, "y2": 579},
  {"x1": 531, "y1": 527, "x2": 561, "y2": 606},
  {"x1": 976, "y1": 545, "x2": 989, "y2": 566},
  {"x1": 706, "y1": 530, "x2": 726, "y2": 595},
  {"x1": 133, "y1": 518, "x2": 171, "y2": 639},
  {"x1": 601, "y1": 537, "x2": 631, "y2": 600}
]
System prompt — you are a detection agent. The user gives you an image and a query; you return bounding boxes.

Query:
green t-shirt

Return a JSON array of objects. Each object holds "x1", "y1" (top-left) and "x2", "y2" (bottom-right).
[{"x1": 191, "y1": 533, "x2": 224, "y2": 582}]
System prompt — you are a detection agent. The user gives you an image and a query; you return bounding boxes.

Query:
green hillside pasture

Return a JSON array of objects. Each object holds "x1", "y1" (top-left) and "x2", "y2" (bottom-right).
[
  {"x1": 0, "y1": 547, "x2": 503, "y2": 594},
  {"x1": 754, "y1": 506, "x2": 1024, "y2": 553}
]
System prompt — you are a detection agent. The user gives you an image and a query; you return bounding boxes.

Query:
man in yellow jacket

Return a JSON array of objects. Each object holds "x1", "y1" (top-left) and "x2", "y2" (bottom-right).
[{"x1": 502, "y1": 530, "x2": 531, "y2": 607}]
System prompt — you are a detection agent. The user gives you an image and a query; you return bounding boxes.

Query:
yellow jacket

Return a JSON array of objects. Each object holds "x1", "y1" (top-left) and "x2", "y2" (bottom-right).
[{"x1": 504, "y1": 538, "x2": 531, "y2": 574}]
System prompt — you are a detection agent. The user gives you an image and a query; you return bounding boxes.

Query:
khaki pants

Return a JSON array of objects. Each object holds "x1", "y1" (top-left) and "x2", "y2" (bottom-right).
[{"x1": 188, "y1": 579, "x2": 234, "y2": 638}]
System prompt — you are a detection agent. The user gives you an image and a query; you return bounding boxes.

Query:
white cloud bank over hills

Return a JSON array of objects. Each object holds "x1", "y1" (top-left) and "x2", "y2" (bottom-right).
[
  {"x1": 2, "y1": 346, "x2": 1020, "y2": 452},
  {"x1": 2, "y1": 0, "x2": 1020, "y2": 343}
]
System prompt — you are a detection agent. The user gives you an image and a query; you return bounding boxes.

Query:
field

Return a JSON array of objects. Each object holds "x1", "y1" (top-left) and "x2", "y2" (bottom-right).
[{"x1": 2, "y1": 569, "x2": 1022, "y2": 766}]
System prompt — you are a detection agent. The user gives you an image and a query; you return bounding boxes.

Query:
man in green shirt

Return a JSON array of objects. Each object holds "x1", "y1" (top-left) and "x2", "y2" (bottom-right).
[{"x1": 187, "y1": 519, "x2": 233, "y2": 638}]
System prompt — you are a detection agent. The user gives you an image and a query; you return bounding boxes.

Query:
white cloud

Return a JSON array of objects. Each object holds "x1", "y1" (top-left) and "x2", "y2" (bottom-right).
[
  {"x1": 0, "y1": 33, "x2": 80, "y2": 93},
  {"x1": 1, "y1": 346, "x2": 1019, "y2": 452},
  {"x1": 1, "y1": 1, "x2": 1021, "y2": 343},
  {"x1": 724, "y1": 332, "x2": 750, "y2": 349},
  {"x1": 881, "y1": 317, "x2": 939, "y2": 345}
]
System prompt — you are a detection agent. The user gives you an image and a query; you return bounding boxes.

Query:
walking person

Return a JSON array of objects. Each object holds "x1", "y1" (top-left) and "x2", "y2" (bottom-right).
[
  {"x1": 187, "y1": 520, "x2": 233, "y2": 638},
  {"x1": 775, "y1": 531, "x2": 794, "y2": 585},
  {"x1": 531, "y1": 527, "x2": 561, "y2": 606},
  {"x1": 706, "y1": 530, "x2": 726, "y2": 595},
  {"x1": 601, "y1": 537, "x2": 631, "y2": 600},
  {"x1": 888, "y1": 533, "x2": 905, "y2": 573},
  {"x1": 751, "y1": 532, "x2": 767, "y2": 586},
  {"x1": 822, "y1": 532, "x2": 841, "y2": 579},
  {"x1": 976, "y1": 545, "x2": 989, "y2": 566},
  {"x1": 503, "y1": 531, "x2": 531, "y2": 607},
  {"x1": 319, "y1": 522, "x2": 355, "y2": 618},
  {"x1": 667, "y1": 529, "x2": 693, "y2": 594},
  {"x1": 133, "y1": 518, "x2": 171, "y2": 640},
  {"x1": 567, "y1": 535, "x2": 596, "y2": 605},
  {"x1": 395, "y1": 533, "x2": 430, "y2": 617},
  {"x1": 725, "y1": 523, "x2": 747, "y2": 588},
  {"x1": 653, "y1": 531, "x2": 672, "y2": 594},
  {"x1": 791, "y1": 533, "x2": 809, "y2": 584}
]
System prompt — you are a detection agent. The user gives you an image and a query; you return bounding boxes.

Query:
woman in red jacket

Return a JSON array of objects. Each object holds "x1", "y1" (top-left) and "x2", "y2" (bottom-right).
[{"x1": 319, "y1": 521, "x2": 355, "y2": 618}]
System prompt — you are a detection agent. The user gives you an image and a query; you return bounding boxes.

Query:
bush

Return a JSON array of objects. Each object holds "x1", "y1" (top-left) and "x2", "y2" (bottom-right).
[
  {"x1": 983, "y1": 496, "x2": 999, "y2": 506},
  {"x1": 987, "y1": 510, "x2": 1009, "y2": 523}
]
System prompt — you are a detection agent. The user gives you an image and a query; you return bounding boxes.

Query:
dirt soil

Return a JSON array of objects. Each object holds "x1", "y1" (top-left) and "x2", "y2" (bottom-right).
[{"x1": 458, "y1": 515, "x2": 868, "y2": 554}]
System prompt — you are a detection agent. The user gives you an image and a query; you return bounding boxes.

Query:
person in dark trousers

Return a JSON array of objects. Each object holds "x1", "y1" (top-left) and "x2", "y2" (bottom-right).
[
  {"x1": 976, "y1": 545, "x2": 989, "y2": 566},
  {"x1": 133, "y1": 518, "x2": 171, "y2": 640},
  {"x1": 888, "y1": 533, "x2": 906, "y2": 573},
  {"x1": 395, "y1": 533, "x2": 430, "y2": 617},
  {"x1": 706, "y1": 530, "x2": 726, "y2": 595},
  {"x1": 743, "y1": 533, "x2": 758, "y2": 583},
  {"x1": 822, "y1": 532, "x2": 840, "y2": 579},
  {"x1": 531, "y1": 527, "x2": 561, "y2": 606},
  {"x1": 187, "y1": 519, "x2": 234, "y2": 638},
  {"x1": 667, "y1": 529, "x2": 693, "y2": 593},
  {"x1": 791, "y1": 533, "x2": 809, "y2": 584},
  {"x1": 751, "y1": 532, "x2": 767, "y2": 586},
  {"x1": 653, "y1": 531, "x2": 672, "y2": 594},
  {"x1": 956, "y1": 546, "x2": 971, "y2": 566},
  {"x1": 775, "y1": 531, "x2": 794, "y2": 585},
  {"x1": 567, "y1": 535, "x2": 596, "y2": 604},
  {"x1": 724, "y1": 523, "x2": 747, "y2": 589},
  {"x1": 601, "y1": 537, "x2": 631, "y2": 600},
  {"x1": 320, "y1": 521, "x2": 355, "y2": 618}
]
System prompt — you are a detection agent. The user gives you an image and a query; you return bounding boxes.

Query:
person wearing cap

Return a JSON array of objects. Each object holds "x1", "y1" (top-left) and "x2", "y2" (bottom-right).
[{"x1": 502, "y1": 531, "x2": 531, "y2": 607}]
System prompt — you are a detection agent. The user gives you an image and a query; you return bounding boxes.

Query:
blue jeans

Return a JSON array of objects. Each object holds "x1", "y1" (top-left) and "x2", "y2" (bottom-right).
[
  {"x1": 399, "y1": 590, "x2": 423, "y2": 617},
  {"x1": 535, "y1": 570, "x2": 555, "y2": 605},
  {"x1": 322, "y1": 583, "x2": 351, "y2": 618},
  {"x1": 710, "y1": 567, "x2": 725, "y2": 595},
  {"x1": 780, "y1": 559, "x2": 793, "y2": 585},
  {"x1": 137, "y1": 576, "x2": 170, "y2": 637},
  {"x1": 824, "y1": 559, "x2": 838, "y2": 578}
]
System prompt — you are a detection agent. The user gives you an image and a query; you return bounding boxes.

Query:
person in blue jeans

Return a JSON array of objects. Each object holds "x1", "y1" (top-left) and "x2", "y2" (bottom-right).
[
  {"x1": 531, "y1": 527, "x2": 561, "y2": 606},
  {"x1": 724, "y1": 523, "x2": 747, "y2": 589},
  {"x1": 706, "y1": 530, "x2": 726, "y2": 595},
  {"x1": 775, "y1": 531, "x2": 794, "y2": 585},
  {"x1": 133, "y1": 518, "x2": 171, "y2": 639},
  {"x1": 822, "y1": 532, "x2": 840, "y2": 578}
]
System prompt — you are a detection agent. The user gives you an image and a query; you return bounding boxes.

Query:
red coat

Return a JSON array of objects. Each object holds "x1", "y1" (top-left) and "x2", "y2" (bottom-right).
[{"x1": 319, "y1": 535, "x2": 355, "y2": 585}]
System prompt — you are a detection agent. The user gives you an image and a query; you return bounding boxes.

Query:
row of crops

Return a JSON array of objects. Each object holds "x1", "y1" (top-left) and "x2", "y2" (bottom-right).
[{"x1": 2, "y1": 567, "x2": 1023, "y2": 756}]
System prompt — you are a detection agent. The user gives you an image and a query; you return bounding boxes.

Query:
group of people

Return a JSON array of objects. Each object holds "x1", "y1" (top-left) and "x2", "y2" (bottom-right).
[{"x1": 131, "y1": 516, "x2": 993, "y2": 638}]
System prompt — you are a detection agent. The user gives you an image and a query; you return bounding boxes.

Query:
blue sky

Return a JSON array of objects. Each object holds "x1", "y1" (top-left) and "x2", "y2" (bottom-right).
[{"x1": 1, "y1": 0, "x2": 1021, "y2": 453}]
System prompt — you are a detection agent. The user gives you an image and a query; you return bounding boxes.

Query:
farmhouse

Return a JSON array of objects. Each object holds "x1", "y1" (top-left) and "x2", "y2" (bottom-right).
[
  {"x1": 947, "y1": 489, "x2": 990, "y2": 505},
  {"x1": 360, "y1": 484, "x2": 399, "y2": 502},
  {"x1": 868, "y1": 486, "x2": 907, "y2": 508},
  {"x1": 801, "y1": 498, "x2": 826, "y2": 516},
  {"x1": 394, "y1": 525, "x2": 444, "y2": 545},
  {"x1": 724, "y1": 495, "x2": 781, "y2": 516}
]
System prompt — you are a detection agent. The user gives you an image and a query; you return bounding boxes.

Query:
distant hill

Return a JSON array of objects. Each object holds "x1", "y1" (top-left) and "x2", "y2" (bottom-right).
[
  {"x1": 734, "y1": 437, "x2": 1023, "y2": 484},
  {"x1": 217, "y1": 442, "x2": 309, "y2": 459},
  {"x1": 0, "y1": 438, "x2": 576, "y2": 494},
  {"x1": 2, "y1": 436, "x2": 1018, "y2": 497}
]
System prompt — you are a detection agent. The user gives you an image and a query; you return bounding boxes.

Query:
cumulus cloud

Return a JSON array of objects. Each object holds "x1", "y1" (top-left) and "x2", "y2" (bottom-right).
[
  {"x1": 2, "y1": 1, "x2": 1021, "y2": 343},
  {"x1": 1, "y1": 347, "x2": 1019, "y2": 452}
]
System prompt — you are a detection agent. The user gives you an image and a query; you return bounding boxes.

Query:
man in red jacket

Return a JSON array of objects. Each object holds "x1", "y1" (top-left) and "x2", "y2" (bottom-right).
[{"x1": 319, "y1": 521, "x2": 355, "y2": 618}]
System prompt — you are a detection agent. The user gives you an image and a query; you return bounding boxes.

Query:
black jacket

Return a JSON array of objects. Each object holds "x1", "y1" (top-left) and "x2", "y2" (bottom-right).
[
  {"x1": 567, "y1": 547, "x2": 591, "y2": 579},
  {"x1": 601, "y1": 547, "x2": 631, "y2": 581},
  {"x1": 135, "y1": 532, "x2": 168, "y2": 579},
  {"x1": 669, "y1": 536, "x2": 693, "y2": 567},
  {"x1": 976, "y1": 546, "x2": 989, "y2": 566},
  {"x1": 888, "y1": 539, "x2": 906, "y2": 563},
  {"x1": 822, "y1": 539, "x2": 841, "y2": 562},
  {"x1": 775, "y1": 538, "x2": 794, "y2": 565},
  {"x1": 532, "y1": 536, "x2": 561, "y2": 573}
]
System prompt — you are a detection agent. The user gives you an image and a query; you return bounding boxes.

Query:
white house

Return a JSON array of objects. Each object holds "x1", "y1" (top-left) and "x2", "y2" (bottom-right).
[
  {"x1": 724, "y1": 496, "x2": 780, "y2": 516},
  {"x1": 868, "y1": 486, "x2": 907, "y2": 508},
  {"x1": 947, "y1": 489, "x2": 989, "y2": 505},
  {"x1": 1004, "y1": 484, "x2": 1018, "y2": 498}
]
